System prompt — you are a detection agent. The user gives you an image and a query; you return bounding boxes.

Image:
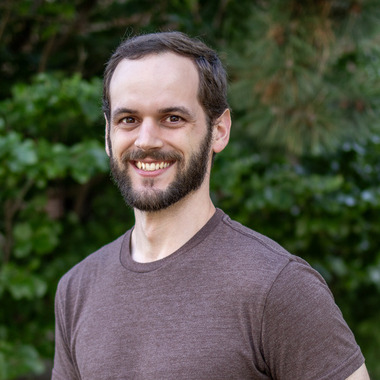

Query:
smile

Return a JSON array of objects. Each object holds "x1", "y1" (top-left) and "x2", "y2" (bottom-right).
[{"x1": 135, "y1": 161, "x2": 171, "y2": 171}]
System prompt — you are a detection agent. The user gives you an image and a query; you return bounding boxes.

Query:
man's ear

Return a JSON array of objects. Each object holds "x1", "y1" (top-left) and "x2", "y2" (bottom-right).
[
  {"x1": 105, "y1": 113, "x2": 111, "y2": 157},
  {"x1": 212, "y1": 109, "x2": 231, "y2": 154}
]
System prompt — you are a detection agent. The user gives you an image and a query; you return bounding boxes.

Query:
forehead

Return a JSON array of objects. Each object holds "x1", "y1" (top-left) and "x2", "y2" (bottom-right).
[{"x1": 109, "y1": 53, "x2": 200, "y2": 107}]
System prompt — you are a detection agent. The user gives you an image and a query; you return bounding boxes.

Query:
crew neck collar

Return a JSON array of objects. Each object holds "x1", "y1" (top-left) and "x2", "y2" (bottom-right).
[{"x1": 119, "y1": 208, "x2": 224, "y2": 273}]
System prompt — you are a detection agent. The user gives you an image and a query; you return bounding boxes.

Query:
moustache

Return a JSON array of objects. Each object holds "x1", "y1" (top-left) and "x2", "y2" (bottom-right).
[{"x1": 120, "y1": 149, "x2": 182, "y2": 163}]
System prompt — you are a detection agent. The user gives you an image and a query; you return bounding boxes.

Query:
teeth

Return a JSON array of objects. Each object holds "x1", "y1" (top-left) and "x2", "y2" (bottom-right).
[{"x1": 136, "y1": 161, "x2": 170, "y2": 171}]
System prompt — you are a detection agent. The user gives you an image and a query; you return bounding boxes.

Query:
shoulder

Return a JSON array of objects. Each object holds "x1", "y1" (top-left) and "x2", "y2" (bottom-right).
[
  {"x1": 216, "y1": 212, "x2": 333, "y2": 303},
  {"x1": 214, "y1": 210, "x2": 309, "y2": 272},
  {"x1": 215, "y1": 212, "x2": 339, "y2": 325},
  {"x1": 200, "y1": 210, "x2": 321, "y2": 305},
  {"x1": 56, "y1": 233, "x2": 127, "y2": 296}
]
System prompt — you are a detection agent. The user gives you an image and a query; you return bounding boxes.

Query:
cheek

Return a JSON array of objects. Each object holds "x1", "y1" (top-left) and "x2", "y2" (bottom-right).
[
  {"x1": 187, "y1": 130, "x2": 209, "y2": 153},
  {"x1": 110, "y1": 131, "x2": 135, "y2": 156}
]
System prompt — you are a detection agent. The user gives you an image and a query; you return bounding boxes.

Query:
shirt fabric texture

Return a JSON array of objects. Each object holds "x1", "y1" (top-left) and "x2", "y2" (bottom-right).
[{"x1": 53, "y1": 209, "x2": 364, "y2": 379}]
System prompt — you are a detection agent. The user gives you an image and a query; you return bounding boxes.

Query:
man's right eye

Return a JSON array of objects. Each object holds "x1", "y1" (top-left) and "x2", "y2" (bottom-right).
[{"x1": 121, "y1": 116, "x2": 135, "y2": 124}]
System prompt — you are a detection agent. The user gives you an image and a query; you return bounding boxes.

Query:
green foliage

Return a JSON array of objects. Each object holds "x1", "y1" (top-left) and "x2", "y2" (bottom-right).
[
  {"x1": 227, "y1": 0, "x2": 380, "y2": 154},
  {"x1": 0, "y1": 340, "x2": 44, "y2": 380},
  {"x1": 2, "y1": 73, "x2": 103, "y2": 143}
]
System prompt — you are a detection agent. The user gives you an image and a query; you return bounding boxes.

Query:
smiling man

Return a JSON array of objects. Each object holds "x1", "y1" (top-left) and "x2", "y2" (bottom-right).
[
  {"x1": 107, "y1": 53, "x2": 216, "y2": 218},
  {"x1": 53, "y1": 32, "x2": 369, "y2": 379}
]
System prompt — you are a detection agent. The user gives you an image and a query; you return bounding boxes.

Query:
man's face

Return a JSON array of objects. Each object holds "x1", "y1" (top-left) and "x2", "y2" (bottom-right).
[{"x1": 106, "y1": 53, "x2": 213, "y2": 212}]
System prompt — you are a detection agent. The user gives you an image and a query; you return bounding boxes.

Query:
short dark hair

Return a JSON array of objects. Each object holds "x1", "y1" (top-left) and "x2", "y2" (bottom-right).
[{"x1": 102, "y1": 31, "x2": 229, "y2": 127}]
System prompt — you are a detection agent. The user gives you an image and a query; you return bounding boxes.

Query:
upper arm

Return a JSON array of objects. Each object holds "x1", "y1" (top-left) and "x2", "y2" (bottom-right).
[
  {"x1": 261, "y1": 261, "x2": 365, "y2": 379},
  {"x1": 346, "y1": 364, "x2": 370, "y2": 380},
  {"x1": 52, "y1": 281, "x2": 80, "y2": 379}
]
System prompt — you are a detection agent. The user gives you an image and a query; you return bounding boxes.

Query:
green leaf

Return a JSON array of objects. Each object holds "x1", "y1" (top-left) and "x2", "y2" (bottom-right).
[
  {"x1": 0, "y1": 341, "x2": 45, "y2": 379},
  {"x1": 13, "y1": 223, "x2": 33, "y2": 258},
  {"x1": 1, "y1": 265, "x2": 47, "y2": 300}
]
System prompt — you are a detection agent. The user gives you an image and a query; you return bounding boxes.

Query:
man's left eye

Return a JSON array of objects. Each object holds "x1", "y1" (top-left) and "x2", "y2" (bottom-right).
[{"x1": 167, "y1": 115, "x2": 181, "y2": 122}]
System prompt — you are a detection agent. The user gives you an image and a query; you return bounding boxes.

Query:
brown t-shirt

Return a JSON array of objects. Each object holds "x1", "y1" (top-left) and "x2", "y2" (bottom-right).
[{"x1": 53, "y1": 209, "x2": 364, "y2": 379}]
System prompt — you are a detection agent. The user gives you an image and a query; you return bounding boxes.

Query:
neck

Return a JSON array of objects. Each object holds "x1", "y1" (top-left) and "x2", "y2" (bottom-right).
[{"x1": 131, "y1": 182, "x2": 215, "y2": 263}]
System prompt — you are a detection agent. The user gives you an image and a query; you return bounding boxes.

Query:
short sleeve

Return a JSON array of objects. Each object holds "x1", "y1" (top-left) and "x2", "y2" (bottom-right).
[
  {"x1": 52, "y1": 281, "x2": 80, "y2": 380},
  {"x1": 261, "y1": 261, "x2": 364, "y2": 380}
]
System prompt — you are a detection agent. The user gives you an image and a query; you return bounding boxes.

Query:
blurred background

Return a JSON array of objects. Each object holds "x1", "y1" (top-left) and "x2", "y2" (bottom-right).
[{"x1": 1, "y1": 0, "x2": 380, "y2": 378}]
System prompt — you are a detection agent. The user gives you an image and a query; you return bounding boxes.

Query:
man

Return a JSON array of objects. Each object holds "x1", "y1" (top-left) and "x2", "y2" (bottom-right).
[{"x1": 53, "y1": 32, "x2": 369, "y2": 379}]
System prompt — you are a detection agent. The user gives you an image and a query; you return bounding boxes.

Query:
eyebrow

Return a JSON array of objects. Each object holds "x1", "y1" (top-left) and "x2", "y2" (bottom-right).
[
  {"x1": 158, "y1": 106, "x2": 194, "y2": 119},
  {"x1": 111, "y1": 107, "x2": 139, "y2": 123},
  {"x1": 111, "y1": 106, "x2": 195, "y2": 123}
]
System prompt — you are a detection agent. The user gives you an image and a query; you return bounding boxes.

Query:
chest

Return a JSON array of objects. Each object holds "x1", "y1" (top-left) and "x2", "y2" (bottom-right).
[{"x1": 70, "y1": 268, "x2": 268, "y2": 379}]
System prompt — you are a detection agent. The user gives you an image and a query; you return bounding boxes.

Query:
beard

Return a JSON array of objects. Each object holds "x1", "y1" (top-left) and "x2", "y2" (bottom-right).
[{"x1": 109, "y1": 129, "x2": 212, "y2": 212}]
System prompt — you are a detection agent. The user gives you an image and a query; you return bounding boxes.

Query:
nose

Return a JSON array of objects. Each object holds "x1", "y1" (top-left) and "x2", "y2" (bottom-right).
[{"x1": 134, "y1": 118, "x2": 164, "y2": 151}]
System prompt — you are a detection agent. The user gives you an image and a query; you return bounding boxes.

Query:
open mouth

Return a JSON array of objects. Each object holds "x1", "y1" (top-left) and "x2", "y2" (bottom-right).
[{"x1": 134, "y1": 161, "x2": 172, "y2": 172}]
